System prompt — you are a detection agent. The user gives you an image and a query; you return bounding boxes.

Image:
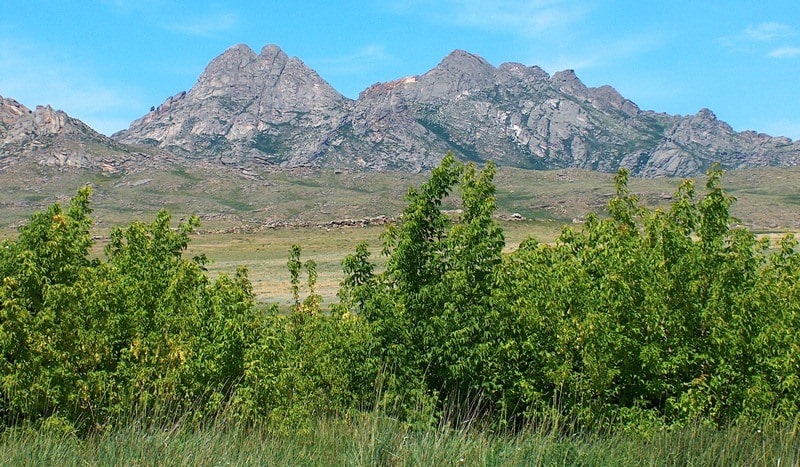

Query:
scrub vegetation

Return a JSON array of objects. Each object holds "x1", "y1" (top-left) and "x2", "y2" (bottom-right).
[{"x1": 2, "y1": 154, "x2": 800, "y2": 464}]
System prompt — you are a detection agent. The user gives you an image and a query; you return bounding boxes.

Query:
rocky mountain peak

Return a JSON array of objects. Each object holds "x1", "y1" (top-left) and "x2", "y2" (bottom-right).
[
  {"x1": 30, "y1": 105, "x2": 70, "y2": 135},
  {"x1": 587, "y1": 85, "x2": 640, "y2": 116},
  {"x1": 259, "y1": 44, "x2": 286, "y2": 61},
  {"x1": 207, "y1": 43, "x2": 258, "y2": 69},
  {"x1": 550, "y1": 69, "x2": 589, "y2": 100},
  {"x1": 114, "y1": 43, "x2": 349, "y2": 166},
  {"x1": 193, "y1": 44, "x2": 260, "y2": 100},
  {"x1": 439, "y1": 49, "x2": 493, "y2": 70},
  {"x1": 1, "y1": 96, "x2": 32, "y2": 128},
  {"x1": 694, "y1": 108, "x2": 718, "y2": 121},
  {"x1": 497, "y1": 62, "x2": 550, "y2": 82},
  {"x1": 2, "y1": 100, "x2": 77, "y2": 140},
  {"x1": 110, "y1": 44, "x2": 800, "y2": 177},
  {"x1": 414, "y1": 49, "x2": 496, "y2": 100},
  {"x1": 670, "y1": 108, "x2": 735, "y2": 145},
  {"x1": 0, "y1": 98, "x2": 160, "y2": 173}
]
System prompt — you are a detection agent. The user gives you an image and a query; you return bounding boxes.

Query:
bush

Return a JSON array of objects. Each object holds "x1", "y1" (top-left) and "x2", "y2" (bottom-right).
[
  {"x1": 0, "y1": 188, "x2": 258, "y2": 431},
  {"x1": 2, "y1": 158, "x2": 799, "y2": 434}
]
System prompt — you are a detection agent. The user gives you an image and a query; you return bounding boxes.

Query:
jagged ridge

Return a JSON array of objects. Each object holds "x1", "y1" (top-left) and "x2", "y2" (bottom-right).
[
  {"x1": 0, "y1": 95, "x2": 173, "y2": 174},
  {"x1": 5, "y1": 44, "x2": 799, "y2": 178},
  {"x1": 113, "y1": 45, "x2": 800, "y2": 177}
]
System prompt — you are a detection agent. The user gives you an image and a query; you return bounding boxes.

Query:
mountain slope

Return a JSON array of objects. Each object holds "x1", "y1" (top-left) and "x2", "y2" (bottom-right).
[
  {"x1": 95, "y1": 45, "x2": 800, "y2": 176},
  {"x1": 0, "y1": 96, "x2": 171, "y2": 174},
  {"x1": 113, "y1": 44, "x2": 350, "y2": 168},
  {"x1": 339, "y1": 50, "x2": 800, "y2": 175}
]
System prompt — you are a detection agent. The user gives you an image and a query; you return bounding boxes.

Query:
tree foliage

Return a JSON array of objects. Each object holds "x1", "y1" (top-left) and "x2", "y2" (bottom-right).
[
  {"x1": 0, "y1": 189, "x2": 256, "y2": 430},
  {"x1": 2, "y1": 156, "x2": 800, "y2": 434}
]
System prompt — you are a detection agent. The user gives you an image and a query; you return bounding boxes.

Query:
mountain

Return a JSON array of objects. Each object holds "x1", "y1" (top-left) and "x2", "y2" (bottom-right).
[
  {"x1": 0, "y1": 96, "x2": 171, "y2": 174},
  {"x1": 113, "y1": 44, "x2": 350, "y2": 168},
  {"x1": 8, "y1": 44, "x2": 800, "y2": 178},
  {"x1": 114, "y1": 45, "x2": 800, "y2": 177},
  {"x1": 346, "y1": 50, "x2": 800, "y2": 176}
]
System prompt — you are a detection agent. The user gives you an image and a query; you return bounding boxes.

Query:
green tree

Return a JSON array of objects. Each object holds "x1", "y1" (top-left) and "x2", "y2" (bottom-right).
[
  {"x1": 1, "y1": 191, "x2": 258, "y2": 431},
  {"x1": 344, "y1": 153, "x2": 506, "y2": 421}
]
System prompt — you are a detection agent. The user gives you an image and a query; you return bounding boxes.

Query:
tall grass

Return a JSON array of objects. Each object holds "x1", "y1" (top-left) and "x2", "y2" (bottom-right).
[{"x1": 3, "y1": 408, "x2": 798, "y2": 466}]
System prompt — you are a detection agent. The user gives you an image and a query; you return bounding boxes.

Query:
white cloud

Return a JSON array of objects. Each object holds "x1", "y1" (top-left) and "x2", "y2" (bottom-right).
[
  {"x1": 744, "y1": 22, "x2": 794, "y2": 42},
  {"x1": 164, "y1": 11, "x2": 238, "y2": 37},
  {"x1": 769, "y1": 46, "x2": 800, "y2": 58},
  {"x1": 720, "y1": 22, "x2": 798, "y2": 56},
  {"x1": 0, "y1": 39, "x2": 144, "y2": 136},
  {"x1": 438, "y1": 0, "x2": 591, "y2": 37}
]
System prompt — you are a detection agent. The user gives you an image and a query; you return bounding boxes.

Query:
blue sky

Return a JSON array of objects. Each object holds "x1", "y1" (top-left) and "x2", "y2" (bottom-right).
[{"x1": 2, "y1": 1, "x2": 798, "y2": 139}]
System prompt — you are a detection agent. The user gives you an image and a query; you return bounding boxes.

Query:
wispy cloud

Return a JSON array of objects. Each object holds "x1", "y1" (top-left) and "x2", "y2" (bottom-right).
[
  {"x1": 535, "y1": 32, "x2": 663, "y2": 74},
  {"x1": 720, "y1": 22, "x2": 799, "y2": 57},
  {"x1": 0, "y1": 39, "x2": 143, "y2": 135},
  {"x1": 769, "y1": 46, "x2": 800, "y2": 59},
  {"x1": 392, "y1": 0, "x2": 662, "y2": 73},
  {"x1": 164, "y1": 11, "x2": 239, "y2": 37},
  {"x1": 314, "y1": 45, "x2": 391, "y2": 70},
  {"x1": 744, "y1": 22, "x2": 794, "y2": 41},
  {"x1": 164, "y1": 13, "x2": 239, "y2": 37},
  {"x1": 100, "y1": 0, "x2": 164, "y2": 14},
  {"x1": 101, "y1": 1, "x2": 239, "y2": 38},
  {"x1": 389, "y1": 0, "x2": 591, "y2": 37},
  {"x1": 436, "y1": 0, "x2": 591, "y2": 37},
  {"x1": 310, "y1": 44, "x2": 394, "y2": 80}
]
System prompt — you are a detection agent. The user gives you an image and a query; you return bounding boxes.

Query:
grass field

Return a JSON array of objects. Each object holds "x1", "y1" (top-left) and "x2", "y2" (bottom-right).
[
  {"x1": 2, "y1": 164, "x2": 799, "y2": 232},
  {"x1": 3, "y1": 410, "x2": 798, "y2": 465},
  {"x1": 3, "y1": 164, "x2": 799, "y2": 306},
  {"x1": 184, "y1": 219, "x2": 564, "y2": 306}
]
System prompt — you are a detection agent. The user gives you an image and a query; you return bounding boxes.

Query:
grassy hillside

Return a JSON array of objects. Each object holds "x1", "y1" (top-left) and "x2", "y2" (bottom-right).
[
  {"x1": 2, "y1": 164, "x2": 799, "y2": 232},
  {"x1": 2, "y1": 164, "x2": 798, "y2": 305}
]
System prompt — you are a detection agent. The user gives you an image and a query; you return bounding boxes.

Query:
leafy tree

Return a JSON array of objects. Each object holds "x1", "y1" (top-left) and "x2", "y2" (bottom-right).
[
  {"x1": 1, "y1": 191, "x2": 258, "y2": 431},
  {"x1": 343, "y1": 153, "x2": 506, "y2": 421},
  {"x1": 3, "y1": 157, "x2": 800, "y2": 433},
  {"x1": 239, "y1": 245, "x2": 376, "y2": 432}
]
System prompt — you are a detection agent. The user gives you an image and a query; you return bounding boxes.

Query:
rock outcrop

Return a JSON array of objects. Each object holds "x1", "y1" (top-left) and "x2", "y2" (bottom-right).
[
  {"x1": 113, "y1": 44, "x2": 351, "y2": 168},
  {"x1": 633, "y1": 108, "x2": 800, "y2": 177},
  {"x1": 0, "y1": 96, "x2": 166, "y2": 174},
  {"x1": 7, "y1": 44, "x2": 795, "y2": 178}
]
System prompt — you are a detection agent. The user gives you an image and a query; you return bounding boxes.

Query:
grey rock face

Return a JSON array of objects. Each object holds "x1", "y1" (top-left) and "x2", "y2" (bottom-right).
[
  {"x1": 114, "y1": 44, "x2": 351, "y2": 168},
  {"x1": 636, "y1": 109, "x2": 800, "y2": 177},
  {"x1": 0, "y1": 96, "x2": 168, "y2": 174},
  {"x1": 112, "y1": 45, "x2": 800, "y2": 177}
]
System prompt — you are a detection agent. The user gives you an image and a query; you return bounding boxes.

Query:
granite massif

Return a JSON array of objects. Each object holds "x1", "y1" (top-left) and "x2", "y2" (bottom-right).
[{"x1": 4, "y1": 44, "x2": 799, "y2": 178}]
